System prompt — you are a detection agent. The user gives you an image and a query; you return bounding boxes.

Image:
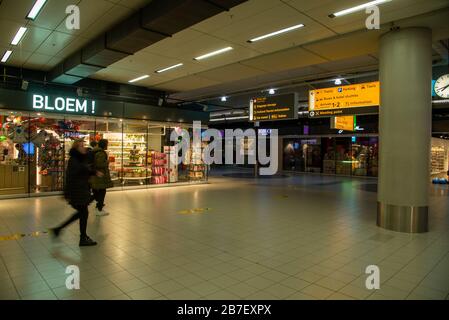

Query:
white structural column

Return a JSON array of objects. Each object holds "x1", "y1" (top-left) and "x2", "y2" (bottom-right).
[{"x1": 377, "y1": 27, "x2": 432, "y2": 233}]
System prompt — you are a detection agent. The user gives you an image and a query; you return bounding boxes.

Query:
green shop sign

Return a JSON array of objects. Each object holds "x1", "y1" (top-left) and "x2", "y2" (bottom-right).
[{"x1": 32, "y1": 94, "x2": 96, "y2": 114}]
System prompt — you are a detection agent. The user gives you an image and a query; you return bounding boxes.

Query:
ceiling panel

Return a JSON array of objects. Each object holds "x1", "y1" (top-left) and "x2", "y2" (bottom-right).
[
  {"x1": 0, "y1": 0, "x2": 35, "y2": 22},
  {"x1": 118, "y1": 0, "x2": 152, "y2": 10},
  {"x1": 34, "y1": 31, "x2": 77, "y2": 55},
  {"x1": 43, "y1": 56, "x2": 65, "y2": 69},
  {"x1": 91, "y1": 67, "x2": 145, "y2": 83},
  {"x1": 212, "y1": 3, "x2": 306, "y2": 46},
  {"x1": 153, "y1": 75, "x2": 221, "y2": 92},
  {"x1": 144, "y1": 33, "x2": 261, "y2": 69},
  {"x1": 393, "y1": 6, "x2": 449, "y2": 41},
  {"x1": 295, "y1": 0, "x2": 449, "y2": 35},
  {"x1": 0, "y1": 19, "x2": 27, "y2": 47},
  {"x1": 192, "y1": 45, "x2": 261, "y2": 69},
  {"x1": 240, "y1": 46, "x2": 327, "y2": 72},
  {"x1": 14, "y1": 26, "x2": 53, "y2": 52},
  {"x1": 92, "y1": 66, "x2": 173, "y2": 86},
  {"x1": 22, "y1": 52, "x2": 53, "y2": 69},
  {"x1": 317, "y1": 55, "x2": 379, "y2": 72},
  {"x1": 53, "y1": 35, "x2": 91, "y2": 58},
  {"x1": 77, "y1": 4, "x2": 134, "y2": 40},
  {"x1": 112, "y1": 51, "x2": 181, "y2": 73},
  {"x1": 2, "y1": 47, "x2": 34, "y2": 66},
  {"x1": 55, "y1": 0, "x2": 115, "y2": 36},
  {"x1": 29, "y1": 0, "x2": 80, "y2": 30},
  {"x1": 142, "y1": 28, "x2": 205, "y2": 56},
  {"x1": 191, "y1": 0, "x2": 281, "y2": 34},
  {"x1": 199, "y1": 63, "x2": 267, "y2": 82},
  {"x1": 303, "y1": 29, "x2": 382, "y2": 61}
]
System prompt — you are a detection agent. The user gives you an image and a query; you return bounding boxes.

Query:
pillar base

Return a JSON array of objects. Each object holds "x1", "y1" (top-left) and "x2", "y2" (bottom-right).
[{"x1": 377, "y1": 202, "x2": 428, "y2": 233}]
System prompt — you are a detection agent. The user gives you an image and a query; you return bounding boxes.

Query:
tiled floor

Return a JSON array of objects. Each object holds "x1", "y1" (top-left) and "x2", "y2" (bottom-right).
[{"x1": 1, "y1": 171, "x2": 449, "y2": 300}]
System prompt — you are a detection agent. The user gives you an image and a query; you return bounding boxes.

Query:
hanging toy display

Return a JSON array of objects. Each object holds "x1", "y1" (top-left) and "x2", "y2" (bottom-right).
[
  {"x1": 12, "y1": 116, "x2": 22, "y2": 125},
  {"x1": 10, "y1": 126, "x2": 28, "y2": 143},
  {"x1": 38, "y1": 133, "x2": 63, "y2": 175},
  {"x1": 30, "y1": 130, "x2": 48, "y2": 147}
]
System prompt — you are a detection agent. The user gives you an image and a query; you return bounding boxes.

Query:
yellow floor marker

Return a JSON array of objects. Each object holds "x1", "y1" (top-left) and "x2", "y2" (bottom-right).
[
  {"x1": 0, "y1": 231, "x2": 48, "y2": 242},
  {"x1": 178, "y1": 208, "x2": 212, "y2": 215}
]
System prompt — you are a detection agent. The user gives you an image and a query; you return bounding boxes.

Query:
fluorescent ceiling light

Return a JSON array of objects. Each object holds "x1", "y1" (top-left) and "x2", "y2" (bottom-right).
[
  {"x1": 156, "y1": 63, "x2": 183, "y2": 73},
  {"x1": 329, "y1": 0, "x2": 392, "y2": 17},
  {"x1": 194, "y1": 47, "x2": 233, "y2": 60},
  {"x1": 27, "y1": 0, "x2": 47, "y2": 20},
  {"x1": 129, "y1": 75, "x2": 150, "y2": 83},
  {"x1": 248, "y1": 24, "x2": 305, "y2": 43},
  {"x1": 11, "y1": 27, "x2": 28, "y2": 45},
  {"x1": 1, "y1": 50, "x2": 12, "y2": 63}
]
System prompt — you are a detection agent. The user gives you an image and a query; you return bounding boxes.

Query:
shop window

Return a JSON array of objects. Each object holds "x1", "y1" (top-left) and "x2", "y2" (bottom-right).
[
  {"x1": 322, "y1": 138, "x2": 336, "y2": 174},
  {"x1": 0, "y1": 112, "x2": 31, "y2": 196},
  {"x1": 302, "y1": 138, "x2": 322, "y2": 173},
  {"x1": 94, "y1": 119, "x2": 123, "y2": 188},
  {"x1": 283, "y1": 139, "x2": 303, "y2": 171},
  {"x1": 148, "y1": 124, "x2": 168, "y2": 185},
  {"x1": 335, "y1": 138, "x2": 352, "y2": 176},
  {"x1": 351, "y1": 137, "x2": 369, "y2": 176},
  {"x1": 121, "y1": 121, "x2": 150, "y2": 187},
  {"x1": 368, "y1": 137, "x2": 379, "y2": 177}
]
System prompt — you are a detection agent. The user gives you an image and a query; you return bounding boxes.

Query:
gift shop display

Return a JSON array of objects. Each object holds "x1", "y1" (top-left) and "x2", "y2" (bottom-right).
[
  {"x1": 164, "y1": 146, "x2": 178, "y2": 183},
  {"x1": 186, "y1": 141, "x2": 207, "y2": 180},
  {"x1": 151, "y1": 151, "x2": 168, "y2": 184}
]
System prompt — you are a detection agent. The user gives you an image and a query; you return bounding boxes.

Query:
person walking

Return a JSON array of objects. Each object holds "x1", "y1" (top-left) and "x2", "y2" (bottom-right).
[
  {"x1": 87, "y1": 140, "x2": 98, "y2": 204},
  {"x1": 91, "y1": 139, "x2": 113, "y2": 216},
  {"x1": 50, "y1": 139, "x2": 99, "y2": 246}
]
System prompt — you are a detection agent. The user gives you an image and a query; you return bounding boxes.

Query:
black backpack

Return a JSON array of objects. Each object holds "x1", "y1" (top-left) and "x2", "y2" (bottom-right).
[{"x1": 87, "y1": 148, "x2": 97, "y2": 171}]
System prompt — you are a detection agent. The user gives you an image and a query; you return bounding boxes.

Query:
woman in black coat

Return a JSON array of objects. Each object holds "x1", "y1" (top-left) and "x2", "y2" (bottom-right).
[{"x1": 50, "y1": 139, "x2": 99, "y2": 246}]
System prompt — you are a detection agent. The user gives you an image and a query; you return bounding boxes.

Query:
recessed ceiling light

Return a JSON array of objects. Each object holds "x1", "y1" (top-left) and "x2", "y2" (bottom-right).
[
  {"x1": 1, "y1": 50, "x2": 12, "y2": 63},
  {"x1": 129, "y1": 75, "x2": 150, "y2": 83},
  {"x1": 248, "y1": 24, "x2": 305, "y2": 43},
  {"x1": 269, "y1": 89, "x2": 276, "y2": 95},
  {"x1": 329, "y1": 0, "x2": 392, "y2": 18},
  {"x1": 156, "y1": 63, "x2": 183, "y2": 73},
  {"x1": 194, "y1": 47, "x2": 233, "y2": 61},
  {"x1": 11, "y1": 27, "x2": 28, "y2": 46},
  {"x1": 334, "y1": 79, "x2": 342, "y2": 85},
  {"x1": 221, "y1": 96, "x2": 227, "y2": 102},
  {"x1": 27, "y1": 0, "x2": 47, "y2": 20}
]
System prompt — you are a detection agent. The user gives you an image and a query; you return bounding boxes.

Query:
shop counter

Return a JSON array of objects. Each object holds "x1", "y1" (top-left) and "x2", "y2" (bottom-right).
[{"x1": 0, "y1": 164, "x2": 29, "y2": 195}]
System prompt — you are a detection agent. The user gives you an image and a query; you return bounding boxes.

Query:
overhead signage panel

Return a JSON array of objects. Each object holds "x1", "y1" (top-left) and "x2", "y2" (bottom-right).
[
  {"x1": 331, "y1": 115, "x2": 355, "y2": 131},
  {"x1": 309, "y1": 81, "x2": 379, "y2": 118},
  {"x1": 250, "y1": 93, "x2": 298, "y2": 122}
]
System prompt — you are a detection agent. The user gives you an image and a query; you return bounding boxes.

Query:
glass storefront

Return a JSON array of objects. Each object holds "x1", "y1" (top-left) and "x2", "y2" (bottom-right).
[
  {"x1": 283, "y1": 136, "x2": 379, "y2": 177},
  {"x1": 0, "y1": 110, "x2": 207, "y2": 198}
]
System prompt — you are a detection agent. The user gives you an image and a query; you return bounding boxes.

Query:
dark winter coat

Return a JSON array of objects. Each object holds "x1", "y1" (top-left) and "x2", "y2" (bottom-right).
[
  {"x1": 89, "y1": 147, "x2": 113, "y2": 190},
  {"x1": 64, "y1": 148, "x2": 93, "y2": 206}
]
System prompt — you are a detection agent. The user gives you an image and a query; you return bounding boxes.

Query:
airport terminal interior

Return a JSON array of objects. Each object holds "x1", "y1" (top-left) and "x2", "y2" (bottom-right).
[{"x1": 1, "y1": 0, "x2": 449, "y2": 301}]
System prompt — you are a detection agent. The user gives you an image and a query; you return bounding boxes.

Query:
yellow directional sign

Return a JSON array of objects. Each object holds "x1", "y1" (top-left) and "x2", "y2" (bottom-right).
[
  {"x1": 331, "y1": 115, "x2": 355, "y2": 131},
  {"x1": 309, "y1": 81, "x2": 380, "y2": 117}
]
